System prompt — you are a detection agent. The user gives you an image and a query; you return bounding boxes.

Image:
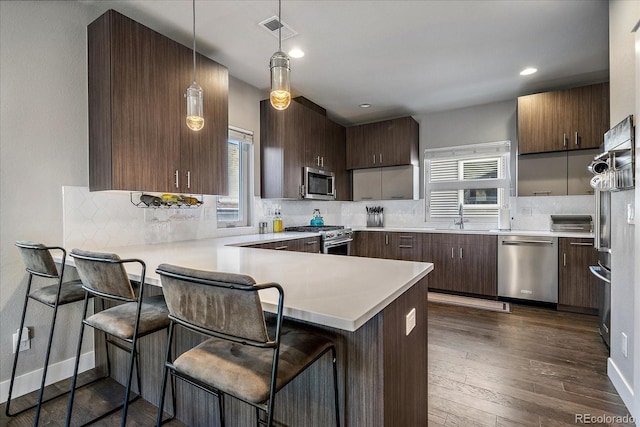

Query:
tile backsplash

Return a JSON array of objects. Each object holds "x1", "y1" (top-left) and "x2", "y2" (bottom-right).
[{"x1": 63, "y1": 186, "x2": 595, "y2": 249}]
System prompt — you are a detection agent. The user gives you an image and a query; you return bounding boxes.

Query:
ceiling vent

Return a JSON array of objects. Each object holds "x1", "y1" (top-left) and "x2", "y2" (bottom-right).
[{"x1": 259, "y1": 16, "x2": 298, "y2": 41}]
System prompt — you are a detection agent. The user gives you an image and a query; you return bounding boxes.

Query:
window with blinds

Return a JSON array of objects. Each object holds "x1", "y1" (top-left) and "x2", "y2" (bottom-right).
[{"x1": 424, "y1": 141, "x2": 510, "y2": 218}]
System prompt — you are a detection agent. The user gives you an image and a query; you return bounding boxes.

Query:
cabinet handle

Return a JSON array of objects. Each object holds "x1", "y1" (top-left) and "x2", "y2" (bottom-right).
[
  {"x1": 563, "y1": 253, "x2": 567, "y2": 267},
  {"x1": 399, "y1": 245, "x2": 413, "y2": 248},
  {"x1": 569, "y1": 242, "x2": 593, "y2": 246},
  {"x1": 575, "y1": 131, "x2": 579, "y2": 146},
  {"x1": 532, "y1": 191, "x2": 552, "y2": 196},
  {"x1": 174, "y1": 170, "x2": 179, "y2": 188},
  {"x1": 379, "y1": 153, "x2": 383, "y2": 164},
  {"x1": 563, "y1": 133, "x2": 567, "y2": 148},
  {"x1": 274, "y1": 245, "x2": 288, "y2": 250},
  {"x1": 317, "y1": 156, "x2": 321, "y2": 166},
  {"x1": 321, "y1": 156, "x2": 324, "y2": 167},
  {"x1": 385, "y1": 234, "x2": 389, "y2": 245},
  {"x1": 187, "y1": 171, "x2": 191, "y2": 189},
  {"x1": 373, "y1": 154, "x2": 376, "y2": 165},
  {"x1": 451, "y1": 248, "x2": 455, "y2": 259},
  {"x1": 459, "y1": 247, "x2": 463, "y2": 259},
  {"x1": 306, "y1": 241, "x2": 317, "y2": 245}
]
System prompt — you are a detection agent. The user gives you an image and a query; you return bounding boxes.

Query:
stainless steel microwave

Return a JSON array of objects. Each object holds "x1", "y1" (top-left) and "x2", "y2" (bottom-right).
[{"x1": 302, "y1": 167, "x2": 335, "y2": 200}]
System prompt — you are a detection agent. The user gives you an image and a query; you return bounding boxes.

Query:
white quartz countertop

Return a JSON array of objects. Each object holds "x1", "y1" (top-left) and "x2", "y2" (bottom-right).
[
  {"x1": 62, "y1": 235, "x2": 433, "y2": 332},
  {"x1": 353, "y1": 227, "x2": 594, "y2": 239}
]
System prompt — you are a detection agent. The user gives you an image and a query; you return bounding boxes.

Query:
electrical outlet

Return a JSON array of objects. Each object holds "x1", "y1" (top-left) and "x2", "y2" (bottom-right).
[
  {"x1": 405, "y1": 308, "x2": 416, "y2": 336},
  {"x1": 622, "y1": 332, "x2": 628, "y2": 358},
  {"x1": 12, "y1": 327, "x2": 31, "y2": 353}
]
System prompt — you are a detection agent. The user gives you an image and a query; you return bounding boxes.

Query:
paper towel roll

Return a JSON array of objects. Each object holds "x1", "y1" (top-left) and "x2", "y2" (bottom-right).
[{"x1": 498, "y1": 208, "x2": 511, "y2": 230}]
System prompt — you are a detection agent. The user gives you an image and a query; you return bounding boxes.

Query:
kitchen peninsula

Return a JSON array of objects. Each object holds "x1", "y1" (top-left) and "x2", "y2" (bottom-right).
[{"x1": 63, "y1": 234, "x2": 432, "y2": 426}]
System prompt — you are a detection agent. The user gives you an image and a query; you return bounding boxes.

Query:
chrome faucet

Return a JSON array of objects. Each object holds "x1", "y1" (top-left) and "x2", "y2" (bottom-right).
[{"x1": 454, "y1": 203, "x2": 468, "y2": 229}]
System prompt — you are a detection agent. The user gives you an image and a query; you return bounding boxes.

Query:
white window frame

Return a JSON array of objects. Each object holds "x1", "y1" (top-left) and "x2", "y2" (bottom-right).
[
  {"x1": 217, "y1": 126, "x2": 254, "y2": 228},
  {"x1": 424, "y1": 141, "x2": 511, "y2": 219}
]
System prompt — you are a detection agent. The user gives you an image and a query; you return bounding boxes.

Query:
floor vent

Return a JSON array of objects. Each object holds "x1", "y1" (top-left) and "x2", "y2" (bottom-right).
[{"x1": 258, "y1": 16, "x2": 298, "y2": 41}]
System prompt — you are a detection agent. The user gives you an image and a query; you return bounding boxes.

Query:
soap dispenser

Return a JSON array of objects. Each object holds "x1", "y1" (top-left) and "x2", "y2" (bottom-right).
[{"x1": 273, "y1": 206, "x2": 283, "y2": 232}]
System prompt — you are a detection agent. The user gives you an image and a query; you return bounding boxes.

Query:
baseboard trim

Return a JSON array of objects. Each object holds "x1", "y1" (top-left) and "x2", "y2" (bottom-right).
[
  {"x1": 607, "y1": 357, "x2": 636, "y2": 419},
  {"x1": 0, "y1": 351, "x2": 95, "y2": 404}
]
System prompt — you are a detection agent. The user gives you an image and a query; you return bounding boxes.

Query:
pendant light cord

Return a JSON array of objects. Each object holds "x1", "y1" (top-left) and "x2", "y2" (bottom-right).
[
  {"x1": 278, "y1": 0, "x2": 282, "y2": 51},
  {"x1": 192, "y1": 0, "x2": 196, "y2": 83}
]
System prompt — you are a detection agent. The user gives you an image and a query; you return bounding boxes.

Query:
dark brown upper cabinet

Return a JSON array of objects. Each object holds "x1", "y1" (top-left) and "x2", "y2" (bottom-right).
[
  {"x1": 88, "y1": 10, "x2": 228, "y2": 195},
  {"x1": 346, "y1": 116, "x2": 419, "y2": 170},
  {"x1": 517, "y1": 83, "x2": 609, "y2": 155},
  {"x1": 260, "y1": 97, "x2": 349, "y2": 200}
]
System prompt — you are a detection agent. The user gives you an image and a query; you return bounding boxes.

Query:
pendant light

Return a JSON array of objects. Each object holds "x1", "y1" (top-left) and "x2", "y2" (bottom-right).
[
  {"x1": 269, "y1": 0, "x2": 291, "y2": 110},
  {"x1": 186, "y1": 0, "x2": 204, "y2": 131}
]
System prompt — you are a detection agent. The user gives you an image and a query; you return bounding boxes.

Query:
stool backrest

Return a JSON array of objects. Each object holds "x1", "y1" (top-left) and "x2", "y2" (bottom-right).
[
  {"x1": 70, "y1": 249, "x2": 136, "y2": 300},
  {"x1": 156, "y1": 264, "x2": 271, "y2": 344},
  {"x1": 15, "y1": 241, "x2": 60, "y2": 278}
]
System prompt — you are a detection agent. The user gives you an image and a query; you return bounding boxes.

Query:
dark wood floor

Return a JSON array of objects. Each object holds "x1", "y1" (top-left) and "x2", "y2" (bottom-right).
[
  {"x1": 0, "y1": 370, "x2": 185, "y2": 426},
  {"x1": 2, "y1": 302, "x2": 633, "y2": 426},
  {"x1": 428, "y1": 302, "x2": 634, "y2": 427}
]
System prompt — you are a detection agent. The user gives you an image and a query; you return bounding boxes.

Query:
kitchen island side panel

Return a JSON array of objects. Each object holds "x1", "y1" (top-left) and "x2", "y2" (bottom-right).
[
  {"x1": 383, "y1": 274, "x2": 429, "y2": 426},
  {"x1": 92, "y1": 278, "x2": 429, "y2": 426}
]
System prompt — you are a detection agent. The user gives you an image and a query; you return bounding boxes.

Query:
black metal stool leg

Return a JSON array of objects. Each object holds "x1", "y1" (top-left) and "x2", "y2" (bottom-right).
[
  {"x1": 65, "y1": 294, "x2": 90, "y2": 426},
  {"x1": 33, "y1": 298, "x2": 61, "y2": 426},
  {"x1": 156, "y1": 322, "x2": 174, "y2": 426},
  {"x1": 5, "y1": 275, "x2": 33, "y2": 417}
]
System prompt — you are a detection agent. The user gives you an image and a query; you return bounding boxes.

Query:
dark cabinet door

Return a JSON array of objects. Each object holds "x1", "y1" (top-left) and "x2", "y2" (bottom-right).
[
  {"x1": 458, "y1": 235, "x2": 497, "y2": 296},
  {"x1": 352, "y1": 231, "x2": 387, "y2": 259},
  {"x1": 423, "y1": 234, "x2": 458, "y2": 292},
  {"x1": 325, "y1": 120, "x2": 350, "y2": 201},
  {"x1": 568, "y1": 83, "x2": 609, "y2": 151},
  {"x1": 379, "y1": 117, "x2": 419, "y2": 167},
  {"x1": 303, "y1": 107, "x2": 326, "y2": 169},
  {"x1": 260, "y1": 100, "x2": 305, "y2": 199},
  {"x1": 518, "y1": 91, "x2": 566, "y2": 154},
  {"x1": 559, "y1": 238, "x2": 599, "y2": 312},
  {"x1": 179, "y1": 50, "x2": 229, "y2": 195},
  {"x1": 346, "y1": 125, "x2": 371, "y2": 169}
]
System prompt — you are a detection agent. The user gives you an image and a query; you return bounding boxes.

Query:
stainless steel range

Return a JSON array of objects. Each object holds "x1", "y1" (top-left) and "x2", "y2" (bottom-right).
[{"x1": 284, "y1": 226, "x2": 353, "y2": 255}]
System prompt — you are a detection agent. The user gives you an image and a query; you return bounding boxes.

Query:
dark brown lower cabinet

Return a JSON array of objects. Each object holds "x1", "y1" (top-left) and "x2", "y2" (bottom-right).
[
  {"x1": 424, "y1": 233, "x2": 497, "y2": 297},
  {"x1": 246, "y1": 236, "x2": 321, "y2": 253},
  {"x1": 558, "y1": 237, "x2": 598, "y2": 314},
  {"x1": 352, "y1": 231, "x2": 422, "y2": 260}
]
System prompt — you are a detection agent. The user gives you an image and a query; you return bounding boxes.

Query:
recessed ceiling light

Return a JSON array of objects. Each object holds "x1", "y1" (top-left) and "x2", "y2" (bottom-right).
[
  {"x1": 359, "y1": 103, "x2": 372, "y2": 108},
  {"x1": 520, "y1": 67, "x2": 538, "y2": 76},
  {"x1": 288, "y1": 48, "x2": 305, "y2": 58}
]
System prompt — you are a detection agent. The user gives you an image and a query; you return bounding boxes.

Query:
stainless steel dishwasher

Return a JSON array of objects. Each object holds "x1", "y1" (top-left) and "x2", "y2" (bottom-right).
[{"x1": 498, "y1": 235, "x2": 558, "y2": 303}]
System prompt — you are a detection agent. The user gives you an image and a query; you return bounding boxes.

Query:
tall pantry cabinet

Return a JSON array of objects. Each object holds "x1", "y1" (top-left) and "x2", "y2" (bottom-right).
[{"x1": 88, "y1": 10, "x2": 228, "y2": 195}]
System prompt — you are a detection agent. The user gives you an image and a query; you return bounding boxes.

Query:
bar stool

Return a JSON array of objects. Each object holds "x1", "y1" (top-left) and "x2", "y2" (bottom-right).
[
  {"x1": 66, "y1": 249, "x2": 170, "y2": 427},
  {"x1": 5, "y1": 241, "x2": 91, "y2": 425},
  {"x1": 155, "y1": 263, "x2": 340, "y2": 427}
]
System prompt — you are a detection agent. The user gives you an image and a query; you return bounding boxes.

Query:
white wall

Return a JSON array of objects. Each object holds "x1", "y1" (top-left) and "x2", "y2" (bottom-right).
[
  {"x1": 607, "y1": 0, "x2": 640, "y2": 417},
  {"x1": 0, "y1": 1, "x2": 264, "y2": 398},
  {"x1": 0, "y1": 0, "x2": 95, "y2": 392}
]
